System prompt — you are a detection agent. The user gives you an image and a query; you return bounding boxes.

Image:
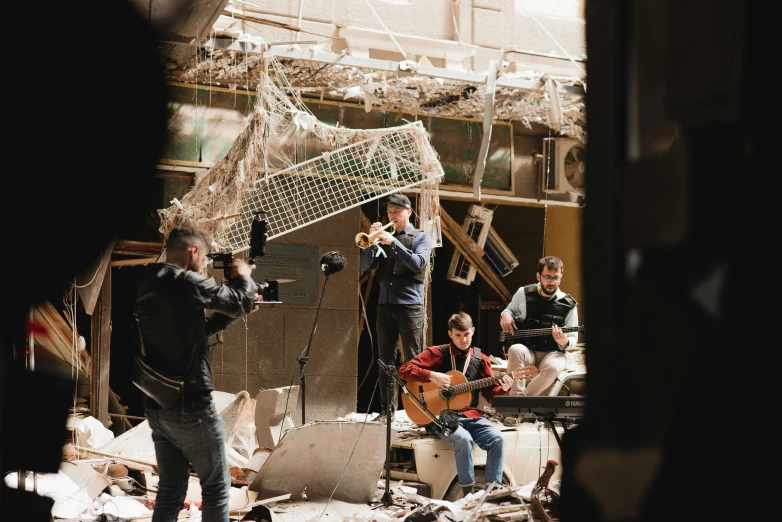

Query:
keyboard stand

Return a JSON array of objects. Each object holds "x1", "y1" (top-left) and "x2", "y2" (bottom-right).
[{"x1": 538, "y1": 414, "x2": 578, "y2": 449}]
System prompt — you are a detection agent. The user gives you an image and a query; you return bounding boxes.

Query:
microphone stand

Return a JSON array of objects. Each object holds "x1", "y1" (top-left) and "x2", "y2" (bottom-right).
[
  {"x1": 372, "y1": 360, "x2": 448, "y2": 509},
  {"x1": 297, "y1": 269, "x2": 331, "y2": 425}
]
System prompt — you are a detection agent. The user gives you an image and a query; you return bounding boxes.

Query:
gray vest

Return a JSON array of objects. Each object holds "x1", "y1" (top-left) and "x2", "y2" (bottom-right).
[{"x1": 522, "y1": 284, "x2": 577, "y2": 352}]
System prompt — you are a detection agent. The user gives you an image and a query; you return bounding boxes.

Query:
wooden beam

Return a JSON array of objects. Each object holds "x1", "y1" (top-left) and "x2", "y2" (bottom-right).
[
  {"x1": 221, "y1": 8, "x2": 337, "y2": 40},
  {"x1": 73, "y1": 446, "x2": 156, "y2": 473},
  {"x1": 113, "y1": 240, "x2": 163, "y2": 256},
  {"x1": 90, "y1": 267, "x2": 112, "y2": 427},
  {"x1": 108, "y1": 389, "x2": 133, "y2": 434},
  {"x1": 154, "y1": 171, "x2": 196, "y2": 180},
  {"x1": 31, "y1": 308, "x2": 72, "y2": 364},
  {"x1": 439, "y1": 207, "x2": 513, "y2": 304},
  {"x1": 78, "y1": 239, "x2": 115, "y2": 316},
  {"x1": 111, "y1": 257, "x2": 159, "y2": 268},
  {"x1": 33, "y1": 300, "x2": 89, "y2": 375},
  {"x1": 107, "y1": 413, "x2": 146, "y2": 421},
  {"x1": 439, "y1": 208, "x2": 487, "y2": 257}
]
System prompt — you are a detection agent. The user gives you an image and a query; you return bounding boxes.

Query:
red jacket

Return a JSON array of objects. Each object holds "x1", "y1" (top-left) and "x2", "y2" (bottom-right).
[{"x1": 398, "y1": 343, "x2": 509, "y2": 418}]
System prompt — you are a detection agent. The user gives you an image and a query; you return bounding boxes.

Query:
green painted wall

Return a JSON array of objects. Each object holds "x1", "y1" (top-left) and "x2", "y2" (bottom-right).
[{"x1": 161, "y1": 85, "x2": 513, "y2": 192}]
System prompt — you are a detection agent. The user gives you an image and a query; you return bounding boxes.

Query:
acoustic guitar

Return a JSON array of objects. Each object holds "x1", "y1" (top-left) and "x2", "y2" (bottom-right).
[
  {"x1": 499, "y1": 325, "x2": 586, "y2": 348},
  {"x1": 400, "y1": 366, "x2": 539, "y2": 427}
]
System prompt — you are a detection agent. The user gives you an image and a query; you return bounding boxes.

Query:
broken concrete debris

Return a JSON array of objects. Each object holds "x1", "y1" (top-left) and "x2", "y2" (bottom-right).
[{"x1": 7, "y1": 386, "x2": 555, "y2": 520}]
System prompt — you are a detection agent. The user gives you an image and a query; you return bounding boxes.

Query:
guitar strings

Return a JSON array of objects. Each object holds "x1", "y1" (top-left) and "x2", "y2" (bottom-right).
[
  {"x1": 502, "y1": 326, "x2": 583, "y2": 338},
  {"x1": 417, "y1": 376, "x2": 508, "y2": 399}
]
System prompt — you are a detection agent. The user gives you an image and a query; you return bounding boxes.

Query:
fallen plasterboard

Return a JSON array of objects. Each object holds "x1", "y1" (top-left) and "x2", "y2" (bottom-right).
[
  {"x1": 254, "y1": 386, "x2": 299, "y2": 450},
  {"x1": 249, "y1": 420, "x2": 391, "y2": 504},
  {"x1": 94, "y1": 391, "x2": 248, "y2": 469},
  {"x1": 221, "y1": 391, "x2": 258, "y2": 459},
  {"x1": 94, "y1": 416, "x2": 156, "y2": 469},
  {"x1": 59, "y1": 461, "x2": 112, "y2": 501},
  {"x1": 74, "y1": 416, "x2": 115, "y2": 449}
]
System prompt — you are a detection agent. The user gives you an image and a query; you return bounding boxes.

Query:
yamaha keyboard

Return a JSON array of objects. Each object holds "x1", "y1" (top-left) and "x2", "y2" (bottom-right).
[{"x1": 492, "y1": 395, "x2": 586, "y2": 419}]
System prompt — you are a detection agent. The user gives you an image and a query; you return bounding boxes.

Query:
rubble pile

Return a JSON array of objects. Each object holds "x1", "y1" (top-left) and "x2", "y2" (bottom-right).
[
  {"x1": 362, "y1": 476, "x2": 560, "y2": 521},
  {"x1": 4, "y1": 390, "x2": 284, "y2": 521},
  {"x1": 7, "y1": 388, "x2": 560, "y2": 521}
]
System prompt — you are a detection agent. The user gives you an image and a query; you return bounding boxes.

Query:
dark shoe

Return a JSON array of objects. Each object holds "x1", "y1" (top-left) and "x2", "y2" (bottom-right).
[{"x1": 461, "y1": 485, "x2": 474, "y2": 496}]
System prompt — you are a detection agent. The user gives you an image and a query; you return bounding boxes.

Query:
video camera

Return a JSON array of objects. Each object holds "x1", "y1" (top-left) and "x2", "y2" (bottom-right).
[{"x1": 207, "y1": 210, "x2": 280, "y2": 303}]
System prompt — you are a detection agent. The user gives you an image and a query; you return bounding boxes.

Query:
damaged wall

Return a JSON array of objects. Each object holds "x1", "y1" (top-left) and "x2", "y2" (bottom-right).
[
  {"x1": 215, "y1": 208, "x2": 361, "y2": 423},
  {"x1": 160, "y1": 82, "x2": 579, "y2": 202}
]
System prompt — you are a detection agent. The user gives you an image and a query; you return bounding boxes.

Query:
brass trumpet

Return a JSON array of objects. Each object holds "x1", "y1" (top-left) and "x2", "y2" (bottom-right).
[{"x1": 355, "y1": 221, "x2": 396, "y2": 249}]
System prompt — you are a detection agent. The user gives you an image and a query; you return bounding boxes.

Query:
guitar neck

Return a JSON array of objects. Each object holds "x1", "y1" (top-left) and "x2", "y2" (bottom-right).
[
  {"x1": 504, "y1": 325, "x2": 583, "y2": 340},
  {"x1": 449, "y1": 374, "x2": 504, "y2": 396}
]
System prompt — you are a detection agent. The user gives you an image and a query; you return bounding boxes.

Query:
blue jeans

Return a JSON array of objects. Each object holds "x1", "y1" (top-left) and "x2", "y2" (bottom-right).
[
  {"x1": 145, "y1": 401, "x2": 230, "y2": 522},
  {"x1": 432, "y1": 415, "x2": 505, "y2": 487}
]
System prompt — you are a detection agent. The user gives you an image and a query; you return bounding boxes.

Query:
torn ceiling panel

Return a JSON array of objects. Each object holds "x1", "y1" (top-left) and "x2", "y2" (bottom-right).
[{"x1": 160, "y1": 46, "x2": 586, "y2": 141}]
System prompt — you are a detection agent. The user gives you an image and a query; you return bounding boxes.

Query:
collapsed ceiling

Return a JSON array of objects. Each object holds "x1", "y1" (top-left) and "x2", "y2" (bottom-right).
[{"x1": 160, "y1": 42, "x2": 587, "y2": 142}]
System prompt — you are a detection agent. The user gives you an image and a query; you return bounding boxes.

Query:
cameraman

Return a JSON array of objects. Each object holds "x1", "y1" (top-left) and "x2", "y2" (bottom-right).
[{"x1": 135, "y1": 224, "x2": 259, "y2": 522}]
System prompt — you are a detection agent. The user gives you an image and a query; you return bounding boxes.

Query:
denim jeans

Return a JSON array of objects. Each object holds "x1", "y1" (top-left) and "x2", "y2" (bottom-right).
[
  {"x1": 376, "y1": 303, "x2": 424, "y2": 412},
  {"x1": 432, "y1": 415, "x2": 505, "y2": 487},
  {"x1": 145, "y1": 401, "x2": 230, "y2": 522}
]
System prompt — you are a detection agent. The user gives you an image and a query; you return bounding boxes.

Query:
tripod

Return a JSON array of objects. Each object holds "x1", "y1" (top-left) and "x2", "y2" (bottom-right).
[{"x1": 372, "y1": 360, "x2": 448, "y2": 509}]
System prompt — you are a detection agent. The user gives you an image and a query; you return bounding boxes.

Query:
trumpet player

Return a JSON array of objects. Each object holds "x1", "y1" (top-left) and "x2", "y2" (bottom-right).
[{"x1": 360, "y1": 193, "x2": 433, "y2": 422}]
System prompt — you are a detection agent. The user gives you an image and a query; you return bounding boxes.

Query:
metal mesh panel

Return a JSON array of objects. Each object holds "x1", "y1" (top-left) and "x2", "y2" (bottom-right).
[
  {"x1": 224, "y1": 129, "x2": 440, "y2": 249},
  {"x1": 158, "y1": 55, "x2": 444, "y2": 252}
]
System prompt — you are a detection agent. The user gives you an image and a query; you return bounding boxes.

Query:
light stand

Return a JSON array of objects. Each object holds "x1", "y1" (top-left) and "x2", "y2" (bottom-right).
[
  {"x1": 372, "y1": 360, "x2": 449, "y2": 509},
  {"x1": 373, "y1": 359, "x2": 402, "y2": 509},
  {"x1": 297, "y1": 251, "x2": 345, "y2": 425},
  {"x1": 297, "y1": 273, "x2": 330, "y2": 426}
]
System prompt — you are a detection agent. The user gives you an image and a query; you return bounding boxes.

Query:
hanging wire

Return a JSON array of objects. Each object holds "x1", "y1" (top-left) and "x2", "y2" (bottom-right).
[{"x1": 316, "y1": 378, "x2": 379, "y2": 520}]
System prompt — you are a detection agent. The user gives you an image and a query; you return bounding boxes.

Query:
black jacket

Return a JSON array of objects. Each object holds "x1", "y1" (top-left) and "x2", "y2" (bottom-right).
[{"x1": 135, "y1": 263, "x2": 256, "y2": 406}]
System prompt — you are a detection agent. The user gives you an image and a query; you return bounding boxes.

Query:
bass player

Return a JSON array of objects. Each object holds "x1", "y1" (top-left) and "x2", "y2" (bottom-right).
[
  {"x1": 397, "y1": 312, "x2": 513, "y2": 497},
  {"x1": 500, "y1": 255, "x2": 579, "y2": 396}
]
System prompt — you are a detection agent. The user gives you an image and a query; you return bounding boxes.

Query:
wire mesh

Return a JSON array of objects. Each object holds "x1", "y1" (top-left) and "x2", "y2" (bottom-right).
[
  {"x1": 225, "y1": 127, "x2": 440, "y2": 250},
  {"x1": 158, "y1": 55, "x2": 444, "y2": 251}
]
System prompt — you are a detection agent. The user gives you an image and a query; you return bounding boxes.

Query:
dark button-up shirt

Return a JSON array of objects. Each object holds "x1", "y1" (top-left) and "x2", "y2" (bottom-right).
[{"x1": 360, "y1": 224, "x2": 432, "y2": 304}]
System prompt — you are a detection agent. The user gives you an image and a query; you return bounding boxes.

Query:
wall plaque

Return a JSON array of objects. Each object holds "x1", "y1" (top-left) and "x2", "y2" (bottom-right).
[{"x1": 251, "y1": 244, "x2": 319, "y2": 306}]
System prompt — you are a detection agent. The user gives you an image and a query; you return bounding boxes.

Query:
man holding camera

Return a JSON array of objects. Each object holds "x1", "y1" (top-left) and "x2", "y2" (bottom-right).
[{"x1": 135, "y1": 224, "x2": 259, "y2": 522}]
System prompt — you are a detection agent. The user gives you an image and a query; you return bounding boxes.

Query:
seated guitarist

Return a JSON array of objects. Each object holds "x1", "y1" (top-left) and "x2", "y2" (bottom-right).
[
  {"x1": 398, "y1": 312, "x2": 513, "y2": 497},
  {"x1": 500, "y1": 256, "x2": 579, "y2": 396}
]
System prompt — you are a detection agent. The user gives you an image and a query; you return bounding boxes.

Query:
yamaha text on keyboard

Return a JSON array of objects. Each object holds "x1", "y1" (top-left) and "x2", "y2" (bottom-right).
[{"x1": 492, "y1": 395, "x2": 586, "y2": 419}]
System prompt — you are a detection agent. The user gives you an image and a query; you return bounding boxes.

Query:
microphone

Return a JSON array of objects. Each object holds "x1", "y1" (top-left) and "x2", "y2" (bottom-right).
[{"x1": 320, "y1": 251, "x2": 346, "y2": 276}]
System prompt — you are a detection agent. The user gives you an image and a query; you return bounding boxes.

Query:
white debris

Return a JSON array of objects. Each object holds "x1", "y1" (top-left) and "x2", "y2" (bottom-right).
[{"x1": 75, "y1": 416, "x2": 115, "y2": 449}]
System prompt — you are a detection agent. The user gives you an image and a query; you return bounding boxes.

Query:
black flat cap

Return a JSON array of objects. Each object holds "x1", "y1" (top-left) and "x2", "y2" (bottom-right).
[{"x1": 384, "y1": 193, "x2": 412, "y2": 209}]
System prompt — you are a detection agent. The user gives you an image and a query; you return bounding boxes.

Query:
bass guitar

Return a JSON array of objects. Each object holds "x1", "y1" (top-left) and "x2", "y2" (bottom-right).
[
  {"x1": 499, "y1": 325, "x2": 586, "y2": 348},
  {"x1": 400, "y1": 366, "x2": 538, "y2": 427}
]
